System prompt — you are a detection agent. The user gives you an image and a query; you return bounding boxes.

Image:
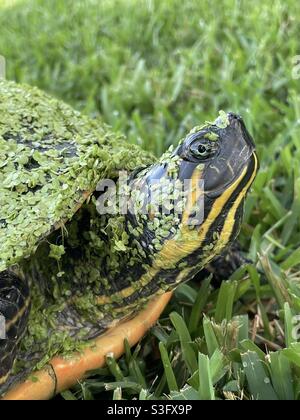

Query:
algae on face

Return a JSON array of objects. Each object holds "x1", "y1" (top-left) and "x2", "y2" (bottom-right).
[{"x1": 214, "y1": 110, "x2": 230, "y2": 129}]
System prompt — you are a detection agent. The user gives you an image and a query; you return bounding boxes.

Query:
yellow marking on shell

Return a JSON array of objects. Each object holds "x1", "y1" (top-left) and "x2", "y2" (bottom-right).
[{"x1": 5, "y1": 297, "x2": 30, "y2": 332}]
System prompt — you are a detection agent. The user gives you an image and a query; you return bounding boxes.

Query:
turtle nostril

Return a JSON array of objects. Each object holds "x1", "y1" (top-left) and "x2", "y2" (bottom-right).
[
  {"x1": 227, "y1": 112, "x2": 242, "y2": 122},
  {"x1": 227, "y1": 112, "x2": 244, "y2": 129}
]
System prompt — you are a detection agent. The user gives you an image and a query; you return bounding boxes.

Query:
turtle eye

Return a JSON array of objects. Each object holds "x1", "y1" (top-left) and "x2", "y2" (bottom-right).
[{"x1": 190, "y1": 139, "x2": 216, "y2": 160}]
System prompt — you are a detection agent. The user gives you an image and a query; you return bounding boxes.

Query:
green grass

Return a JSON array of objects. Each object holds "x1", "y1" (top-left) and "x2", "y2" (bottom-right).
[{"x1": 1, "y1": 0, "x2": 300, "y2": 400}]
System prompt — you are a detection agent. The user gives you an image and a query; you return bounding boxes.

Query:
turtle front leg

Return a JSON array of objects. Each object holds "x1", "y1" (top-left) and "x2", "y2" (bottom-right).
[{"x1": 0, "y1": 271, "x2": 30, "y2": 391}]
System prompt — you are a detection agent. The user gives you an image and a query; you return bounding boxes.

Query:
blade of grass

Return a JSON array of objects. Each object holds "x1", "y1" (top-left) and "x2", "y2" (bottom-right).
[
  {"x1": 170, "y1": 385, "x2": 201, "y2": 400},
  {"x1": 170, "y1": 312, "x2": 198, "y2": 374},
  {"x1": 198, "y1": 353, "x2": 215, "y2": 400},
  {"x1": 203, "y1": 316, "x2": 220, "y2": 357},
  {"x1": 269, "y1": 352, "x2": 294, "y2": 400},
  {"x1": 284, "y1": 302, "x2": 294, "y2": 348},
  {"x1": 188, "y1": 276, "x2": 212, "y2": 333},
  {"x1": 209, "y1": 349, "x2": 227, "y2": 385},
  {"x1": 282, "y1": 346, "x2": 300, "y2": 368},
  {"x1": 240, "y1": 339, "x2": 266, "y2": 360},
  {"x1": 106, "y1": 353, "x2": 125, "y2": 381},
  {"x1": 159, "y1": 342, "x2": 179, "y2": 392},
  {"x1": 60, "y1": 390, "x2": 77, "y2": 400},
  {"x1": 113, "y1": 387, "x2": 122, "y2": 400},
  {"x1": 215, "y1": 281, "x2": 238, "y2": 323},
  {"x1": 241, "y1": 351, "x2": 278, "y2": 400},
  {"x1": 281, "y1": 247, "x2": 300, "y2": 270}
]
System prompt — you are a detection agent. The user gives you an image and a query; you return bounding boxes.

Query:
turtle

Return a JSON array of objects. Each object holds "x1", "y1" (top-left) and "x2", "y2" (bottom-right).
[{"x1": 0, "y1": 79, "x2": 258, "y2": 399}]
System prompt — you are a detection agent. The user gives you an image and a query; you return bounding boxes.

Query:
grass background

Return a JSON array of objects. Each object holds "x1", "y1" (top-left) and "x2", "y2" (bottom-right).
[{"x1": 1, "y1": 0, "x2": 300, "y2": 400}]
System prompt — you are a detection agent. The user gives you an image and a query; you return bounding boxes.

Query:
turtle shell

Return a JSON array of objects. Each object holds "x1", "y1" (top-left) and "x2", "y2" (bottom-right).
[
  {"x1": 3, "y1": 292, "x2": 172, "y2": 400},
  {"x1": 0, "y1": 79, "x2": 152, "y2": 272},
  {"x1": 0, "y1": 79, "x2": 160, "y2": 399}
]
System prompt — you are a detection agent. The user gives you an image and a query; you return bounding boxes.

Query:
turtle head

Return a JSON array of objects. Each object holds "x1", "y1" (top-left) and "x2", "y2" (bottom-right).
[
  {"x1": 173, "y1": 111, "x2": 257, "y2": 200},
  {"x1": 126, "y1": 112, "x2": 258, "y2": 292}
]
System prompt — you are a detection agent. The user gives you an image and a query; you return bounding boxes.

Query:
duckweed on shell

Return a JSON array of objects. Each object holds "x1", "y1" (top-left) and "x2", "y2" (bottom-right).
[
  {"x1": 0, "y1": 79, "x2": 154, "y2": 272},
  {"x1": 0, "y1": 79, "x2": 155, "y2": 371}
]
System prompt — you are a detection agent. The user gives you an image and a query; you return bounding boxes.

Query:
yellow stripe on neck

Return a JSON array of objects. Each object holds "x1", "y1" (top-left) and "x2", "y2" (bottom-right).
[
  {"x1": 172, "y1": 153, "x2": 258, "y2": 285},
  {"x1": 97, "y1": 157, "x2": 256, "y2": 306},
  {"x1": 156, "y1": 163, "x2": 249, "y2": 265},
  {"x1": 213, "y1": 153, "x2": 258, "y2": 256},
  {"x1": 5, "y1": 296, "x2": 30, "y2": 332},
  {"x1": 181, "y1": 166, "x2": 204, "y2": 225}
]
